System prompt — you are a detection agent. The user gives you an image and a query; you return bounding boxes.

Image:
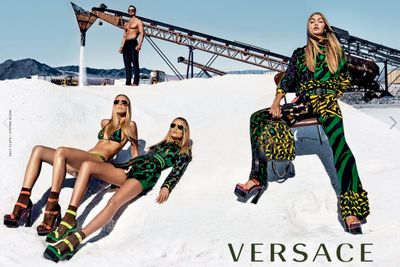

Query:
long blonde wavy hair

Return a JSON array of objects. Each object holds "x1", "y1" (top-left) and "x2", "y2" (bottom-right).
[
  {"x1": 152, "y1": 117, "x2": 191, "y2": 156},
  {"x1": 104, "y1": 94, "x2": 137, "y2": 144},
  {"x1": 305, "y1": 12, "x2": 344, "y2": 74}
]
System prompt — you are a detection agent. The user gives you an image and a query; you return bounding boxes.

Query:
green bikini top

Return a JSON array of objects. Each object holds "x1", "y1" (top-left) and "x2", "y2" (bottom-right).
[{"x1": 98, "y1": 128, "x2": 122, "y2": 143}]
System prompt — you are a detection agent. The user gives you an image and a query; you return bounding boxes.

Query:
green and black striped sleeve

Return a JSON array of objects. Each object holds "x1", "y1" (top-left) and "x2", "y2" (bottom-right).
[
  {"x1": 276, "y1": 48, "x2": 302, "y2": 95},
  {"x1": 161, "y1": 153, "x2": 192, "y2": 192}
]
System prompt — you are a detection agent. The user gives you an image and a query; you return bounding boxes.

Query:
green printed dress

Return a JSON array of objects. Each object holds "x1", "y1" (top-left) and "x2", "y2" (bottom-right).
[
  {"x1": 116, "y1": 141, "x2": 191, "y2": 192},
  {"x1": 249, "y1": 46, "x2": 370, "y2": 221}
]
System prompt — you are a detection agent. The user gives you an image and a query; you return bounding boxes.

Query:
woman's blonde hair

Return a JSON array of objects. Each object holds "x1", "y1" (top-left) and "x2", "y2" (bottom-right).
[
  {"x1": 104, "y1": 94, "x2": 137, "y2": 143},
  {"x1": 152, "y1": 117, "x2": 191, "y2": 155},
  {"x1": 305, "y1": 12, "x2": 344, "y2": 74}
]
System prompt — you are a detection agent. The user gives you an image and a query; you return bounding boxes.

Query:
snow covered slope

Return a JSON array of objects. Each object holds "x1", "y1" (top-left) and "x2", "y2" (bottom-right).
[{"x1": 0, "y1": 75, "x2": 399, "y2": 266}]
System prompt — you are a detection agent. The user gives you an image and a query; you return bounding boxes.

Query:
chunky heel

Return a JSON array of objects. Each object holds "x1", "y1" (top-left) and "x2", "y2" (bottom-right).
[
  {"x1": 251, "y1": 187, "x2": 266, "y2": 204},
  {"x1": 25, "y1": 209, "x2": 33, "y2": 227},
  {"x1": 234, "y1": 178, "x2": 265, "y2": 204},
  {"x1": 4, "y1": 199, "x2": 33, "y2": 228}
]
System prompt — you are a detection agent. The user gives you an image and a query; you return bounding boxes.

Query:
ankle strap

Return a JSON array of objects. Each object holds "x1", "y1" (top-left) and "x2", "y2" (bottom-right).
[
  {"x1": 74, "y1": 232, "x2": 83, "y2": 243},
  {"x1": 20, "y1": 190, "x2": 31, "y2": 196},
  {"x1": 45, "y1": 210, "x2": 60, "y2": 215},
  {"x1": 61, "y1": 232, "x2": 83, "y2": 252},
  {"x1": 60, "y1": 220, "x2": 75, "y2": 230},
  {"x1": 66, "y1": 209, "x2": 77, "y2": 216},
  {"x1": 15, "y1": 202, "x2": 28, "y2": 209},
  {"x1": 62, "y1": 238, "x2": 75, "y2": 252},
  {"x1": 250, "y1": 178, "x2": 261, "y2": 186},
  {"x1": 47, "y1": 198, "x2": 58, "y2": 203}
]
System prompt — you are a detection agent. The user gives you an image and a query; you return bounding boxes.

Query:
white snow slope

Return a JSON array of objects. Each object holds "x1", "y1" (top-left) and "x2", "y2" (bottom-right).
[{"x1": 0, "y1": 75, "x2": 399, "y2": 267}]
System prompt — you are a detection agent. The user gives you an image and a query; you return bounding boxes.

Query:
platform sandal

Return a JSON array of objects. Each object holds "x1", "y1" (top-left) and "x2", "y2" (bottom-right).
[
  {"x1": 43, "y1": 231, "x2": 84, "y2": 262},
  {"x1": 46, "y1": 209, "x2": 77, "y2": 243},
  {"x1": 234, "y1": 178, "x2": 265, "y2": 204},
  {"x1": 37, "y1": 198, "x2": 61, "y2": 236},
  {"x1": 4, "y1": 197, "x2": 33, "y2": 227}
]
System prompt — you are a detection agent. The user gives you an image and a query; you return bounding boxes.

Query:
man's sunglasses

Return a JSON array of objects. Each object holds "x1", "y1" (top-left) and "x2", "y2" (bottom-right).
[
  {"x1": 170, "y1": 123, "x2": 184, "y2": 131},
  {"x1": 114, "y1": 100, "x2": 129, "y2": 105}
]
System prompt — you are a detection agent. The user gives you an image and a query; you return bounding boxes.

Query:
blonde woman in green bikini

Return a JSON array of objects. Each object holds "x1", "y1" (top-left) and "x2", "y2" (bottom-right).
[{"x1": 4, "y1": 94, "x2": 138, "y2": 236}]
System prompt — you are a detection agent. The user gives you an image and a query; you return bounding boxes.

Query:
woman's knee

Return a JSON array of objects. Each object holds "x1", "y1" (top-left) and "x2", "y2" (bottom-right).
[
  {"x1": 31, "y1": 145, "x2": 54, "y2": 161},
  {"x1": 54, "y1": 146, "x2": 69, "y2": 159},
  {"x1": 32, "y1": 145, "x2": 45, "y2": 156}
]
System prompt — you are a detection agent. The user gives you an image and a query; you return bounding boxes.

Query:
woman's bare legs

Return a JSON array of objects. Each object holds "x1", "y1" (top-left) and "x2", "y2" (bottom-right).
[
  {"x1": 6, "y1": 145, "x2": 58, "y2": 220},
  {"x1": 38, "y1": 147, "x2": 103, "y2": 234},
  {"x1": 49, "y1": 179, "x2": 143, "y2": 257},
  {"x1": 82, "y1": 179, "x2": 143, "y2": 236},
  {"x1": 20, "y1": 145, "x2": 103, "y2": 193},
  {"x1": 69, "y1": 161, "x2": 128, "y2": 208},
  {"x1": 20, "y1": 145, "x2": 81, "y2": 189},
  {"x1": 6, "y1": 144, "x2": 92, "y2": 227},
  {"x1": 22, "y1": 146, "x2": 56, "y2": 188},
  {"x1": 50, "y1": 147, "x2": 105, "y2": 192},
  {"x1": 51, "y1": 161, "x2": 128, "y2": 238}
]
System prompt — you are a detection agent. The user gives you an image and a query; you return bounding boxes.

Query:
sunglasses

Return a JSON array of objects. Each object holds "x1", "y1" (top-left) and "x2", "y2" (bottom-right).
[
  {"x1": 128, "y1": 9, "x2": 135, "y2": 12},
  {"x1": 114, "y1": 100, "x2": 129, "y2": 105},
  {"x1": 170, "y1": 123, "x2": 185, "y2": 131}
]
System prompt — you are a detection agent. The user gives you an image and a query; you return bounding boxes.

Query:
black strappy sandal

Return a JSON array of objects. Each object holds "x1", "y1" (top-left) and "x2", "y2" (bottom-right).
[
  {"x1": 345, "y1": 219, "x2": 362, "y2": 235},
  {"x1": 234, "y1": 179, "x2": 265, "y2": 204}
]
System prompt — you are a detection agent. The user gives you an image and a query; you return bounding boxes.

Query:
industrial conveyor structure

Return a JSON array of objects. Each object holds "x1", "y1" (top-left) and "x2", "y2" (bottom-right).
[
  {"x1": 87, "y1": 4, "x2": 291, "y2": 79},
  {"x1": 72, "y1": 3, "x2": 400, "y2": 96},
  {"x1": 177, "y1": 57, "x2": 227, "y2": 77},
  {"x1": 332, "y1": 26, "x2": 400, "y2": 96}
]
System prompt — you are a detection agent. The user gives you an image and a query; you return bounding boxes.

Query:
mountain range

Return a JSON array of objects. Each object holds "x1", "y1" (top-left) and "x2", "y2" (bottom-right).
[
  {"x1": 0, "y1": 58, "x2": 267, "y2": 80},
  {"x1": 0, "y1": 58, "x2": 152, "y2": 80},
  {"x1": 0, "y1": 59, "x2": 62, "y2": 80}
]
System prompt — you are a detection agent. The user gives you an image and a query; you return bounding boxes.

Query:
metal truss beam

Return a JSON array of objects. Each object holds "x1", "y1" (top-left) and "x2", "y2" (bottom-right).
[
  {"x1": 332, "y1": 26, "x2": 400, "y2": 68},
  {"x1": 177, "y1": 57, "x2": 227, "y2": 76},
  {"x1": 90, "y1": 6, "x2": 289, "y2": 72}
]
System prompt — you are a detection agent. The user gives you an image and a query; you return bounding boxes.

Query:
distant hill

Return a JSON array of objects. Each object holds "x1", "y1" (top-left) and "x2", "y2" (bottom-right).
[
  {"x1": 0, "y1": 59, "x2": 153, "y2": 80},
  {"x1": 0, "y1": 58, "x2": 269, "y2": 81},
  {"x1": 0, "y1": 59, "x2": 62, "y2": 80}
]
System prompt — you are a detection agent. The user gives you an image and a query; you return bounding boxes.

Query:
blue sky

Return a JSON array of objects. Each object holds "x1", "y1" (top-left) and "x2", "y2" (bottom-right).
[{"x1": 1, "y1": 0, "x2": 399, "y2": 74}]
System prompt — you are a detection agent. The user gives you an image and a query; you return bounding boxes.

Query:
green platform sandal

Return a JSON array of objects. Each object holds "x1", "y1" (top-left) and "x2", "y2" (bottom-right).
[
  {"x1": 46, "y1": 209, "x2": 77, "y2": 243},
  {"x1": 43, "y1": 231, "x2": 84, "y2": 262}
]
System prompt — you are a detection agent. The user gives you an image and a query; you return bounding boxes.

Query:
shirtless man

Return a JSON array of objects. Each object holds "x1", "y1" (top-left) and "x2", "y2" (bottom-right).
[{"x1": 119, "y1": 5, "x2": 144, "y2": 86}]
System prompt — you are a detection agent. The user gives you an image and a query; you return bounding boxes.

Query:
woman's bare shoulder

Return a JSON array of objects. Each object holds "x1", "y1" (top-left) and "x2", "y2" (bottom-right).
[{"x1": 101, "y1": 119, "x2": 111, "y2": 128}]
